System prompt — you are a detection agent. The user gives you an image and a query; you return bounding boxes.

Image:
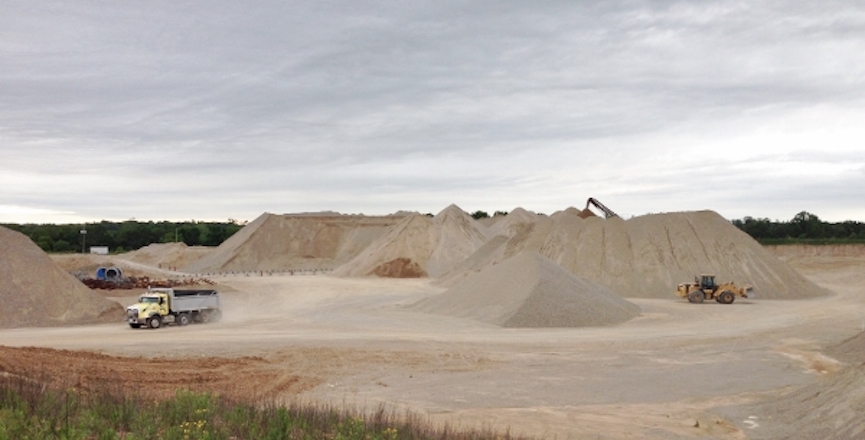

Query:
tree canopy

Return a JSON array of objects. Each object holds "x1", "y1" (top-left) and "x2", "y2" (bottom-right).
[
  {"x1": 1, "y1": 220, "x2": 244, "y2": 253},
  {"x1": 731, "y1": 211, "x2": 865, "y2": 244}
]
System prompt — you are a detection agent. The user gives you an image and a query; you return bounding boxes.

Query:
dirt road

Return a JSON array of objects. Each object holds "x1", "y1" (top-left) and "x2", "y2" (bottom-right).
[{"x1": 2, "y1": 254, "x2": 863, "y2": 439}]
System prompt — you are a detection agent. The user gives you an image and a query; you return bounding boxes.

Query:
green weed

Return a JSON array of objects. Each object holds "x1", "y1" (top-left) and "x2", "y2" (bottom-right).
[{"x1": 0, "y1": 371, "x2": 528, "y2": 440}]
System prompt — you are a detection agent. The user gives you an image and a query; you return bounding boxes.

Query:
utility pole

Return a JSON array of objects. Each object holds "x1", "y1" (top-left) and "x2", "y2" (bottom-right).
[{"x1": 80, "y1": 227, "x2": 87, "y2": 253}]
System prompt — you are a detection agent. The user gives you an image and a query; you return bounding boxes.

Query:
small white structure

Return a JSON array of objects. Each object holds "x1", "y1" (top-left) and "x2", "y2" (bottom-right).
[{"x1": 90, "y1": 246, "x2": 109, "y2": 255}]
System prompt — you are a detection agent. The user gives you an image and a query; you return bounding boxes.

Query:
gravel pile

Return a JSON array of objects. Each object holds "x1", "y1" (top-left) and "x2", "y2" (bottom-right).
[
  {"x1": 0, "y1": 226, "x2": 122, "y2": 328},
  {"x1": 411, "y1": 252, "x2": 640, "y2": 328}
]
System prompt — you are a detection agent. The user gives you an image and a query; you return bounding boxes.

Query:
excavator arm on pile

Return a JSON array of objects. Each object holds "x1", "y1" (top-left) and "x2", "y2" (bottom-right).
[{"x1": 584, "y1": 198, "x2": 619, "y2": 219}]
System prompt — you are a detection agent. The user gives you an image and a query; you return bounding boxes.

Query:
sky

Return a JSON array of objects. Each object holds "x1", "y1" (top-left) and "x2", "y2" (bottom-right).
[{"x1": 2, "y1": 0, "x2": 864, "y2": 224}]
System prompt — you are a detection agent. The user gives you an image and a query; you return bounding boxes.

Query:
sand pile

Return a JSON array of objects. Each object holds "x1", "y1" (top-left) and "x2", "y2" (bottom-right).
[
  {"x1": 442, "y1": 210, "x2": 824, "y2": 299},
  {"x1": 411, "y1": 252, "x2": 640, "y2": 327},
  {"x1": 183, "y1": 212, "x2": 407, "y2": 273},
  {"x1": 486, "y1": 207, "x2": 542, "y2": 238},
  {"x1": 119, "y1": 242, "x2": 212, "y2": 269},
  {"x1": 333, "y1": 214, "x2": 436, "y2": 277},
  {"x1": 427, "y1": 204, "x2": 494, "y2": 276},
  {"x1": 334, "y1": 205, "x2": 492, "y2": 278},
  {"x1": 0, "y1": 226, "x2": 122, "y2": 328}
]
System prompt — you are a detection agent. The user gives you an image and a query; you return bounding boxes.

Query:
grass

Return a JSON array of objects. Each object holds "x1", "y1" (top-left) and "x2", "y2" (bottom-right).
[{"x1": 0, "y1": 370, "x2": 528, "y2": 440}]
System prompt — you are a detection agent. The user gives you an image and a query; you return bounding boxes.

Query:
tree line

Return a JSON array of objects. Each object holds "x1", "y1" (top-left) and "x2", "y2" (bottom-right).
[
  {"x1": 731, "y1": 211, "x2": 865, "y2": 244},
  {"x1": 1, "y1": 220, "x2": 245, "y2": 253}
]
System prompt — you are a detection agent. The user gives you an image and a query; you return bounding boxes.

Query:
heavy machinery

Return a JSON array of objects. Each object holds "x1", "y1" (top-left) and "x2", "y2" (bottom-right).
[
  {"x1": 676, "y1": 274, "x2": 752, "y2": 304},
  {"x1": 126, "y1": 288, "x2": 221, "y2": 329}
]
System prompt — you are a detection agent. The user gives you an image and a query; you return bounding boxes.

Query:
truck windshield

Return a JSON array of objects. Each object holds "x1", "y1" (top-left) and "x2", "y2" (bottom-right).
[{"x1": 140, "y1": 296, "x2": 159, "y2": 304}]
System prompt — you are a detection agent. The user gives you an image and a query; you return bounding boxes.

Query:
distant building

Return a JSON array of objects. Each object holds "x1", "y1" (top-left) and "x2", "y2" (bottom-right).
[{"x1": 90, "y1": 246, "x2": 109, "y2": 255}]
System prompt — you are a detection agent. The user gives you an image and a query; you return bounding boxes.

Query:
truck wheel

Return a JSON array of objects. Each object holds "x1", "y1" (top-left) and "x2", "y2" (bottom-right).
[
  {"x1": 178, "y1": 313, "x2": 191, "y2": 326},
  {"x1": 717, "y1": 290, "x2": 735, "y2": 304},
  {"x1": 129, "y1": 323, "x2": 141, "y2": 329},
  {"x1": 688, "y1": 290, "x2": 705, "y2": 304},
  {"x1": 147, "y1": 316, "x2": 162, "y2": 329}
]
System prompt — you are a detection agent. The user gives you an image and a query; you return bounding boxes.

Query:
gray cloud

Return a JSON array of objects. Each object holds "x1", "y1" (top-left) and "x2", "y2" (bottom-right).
[{"x1": 1, "y1": 0, "x2": 864, "y2": 223}]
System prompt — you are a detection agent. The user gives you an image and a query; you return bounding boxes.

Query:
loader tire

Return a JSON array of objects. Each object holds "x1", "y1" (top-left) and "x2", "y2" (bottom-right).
[
  {"x1": 717, "y1": 290, "x2": 735, "y2": 304},
  {"x1": 688, "y1": 290, "x2": 705, "y2": 304},
  {"x1": 147, "y1": 316, "x2": 162, "y2": 329}
]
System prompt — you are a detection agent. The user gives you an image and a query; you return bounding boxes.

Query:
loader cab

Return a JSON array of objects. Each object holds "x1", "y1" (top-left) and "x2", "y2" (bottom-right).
[{"x1": 699, "y1": 274, "x2": 716, "y2": 290}]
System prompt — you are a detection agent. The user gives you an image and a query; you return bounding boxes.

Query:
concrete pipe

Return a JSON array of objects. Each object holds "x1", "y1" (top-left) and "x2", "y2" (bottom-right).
[{"x1": 105, "y1": 267, "x2": 122, "y2": 280}]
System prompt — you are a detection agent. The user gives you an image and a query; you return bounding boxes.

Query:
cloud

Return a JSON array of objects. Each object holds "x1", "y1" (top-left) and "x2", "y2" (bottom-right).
[{"x1": 1, "y1": 0, "x2": 864, "y2": 222}]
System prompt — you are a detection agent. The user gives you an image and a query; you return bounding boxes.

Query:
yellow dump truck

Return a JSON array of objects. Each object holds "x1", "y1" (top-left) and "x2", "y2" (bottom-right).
[
  {"x1": 676, "y1": 274, "x2": 752, "y2": 304},
  {"x1": 126, "y1": 288, "x2": 221, "y2": 329}
]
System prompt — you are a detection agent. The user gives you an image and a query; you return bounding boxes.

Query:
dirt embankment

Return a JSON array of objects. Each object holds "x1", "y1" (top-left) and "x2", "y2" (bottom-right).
[
  {"x1": 0, "y1": 346, "x2": 317, "y2": 401},
  {"x1": 766, "y1": 244, "x2": 865, "y2": 258},
  {"x1": 724, "y1": 331, "x2": 865, "y2": 440}
]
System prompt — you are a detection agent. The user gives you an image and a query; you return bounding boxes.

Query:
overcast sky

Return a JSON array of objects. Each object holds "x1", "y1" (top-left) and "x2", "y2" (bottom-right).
[{"x1": 2, "y1": 1, "x2": 864, "y2": 224}]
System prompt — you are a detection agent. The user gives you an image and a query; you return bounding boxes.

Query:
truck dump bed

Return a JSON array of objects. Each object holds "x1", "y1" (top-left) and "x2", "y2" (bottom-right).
[{"x1": 171, "y1": 289, "x2": 219, "y2": 312}]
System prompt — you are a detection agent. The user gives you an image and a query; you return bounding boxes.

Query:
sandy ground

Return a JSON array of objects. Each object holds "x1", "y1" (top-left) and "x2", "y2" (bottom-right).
[{"x1": 2, "y1": 251, "x2": 864, "y2": 439}]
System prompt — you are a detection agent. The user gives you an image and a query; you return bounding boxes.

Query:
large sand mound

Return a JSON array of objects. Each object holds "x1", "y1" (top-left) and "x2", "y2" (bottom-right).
[
  {"x1": 334, "y1": 205, "x2": 492, "y2": 278},
  {"x1": 442, "y1": 210, "x2": 824, "y2": 299},
  {"x1": 0, "y1": 226, "x2": 122, "y2": 328},
  {"x1": 411, "y1": 252, "x2": 640, "y2": 328},
  {"x1": 183, "y1": 212, "x2": 407, "y2": 273}
]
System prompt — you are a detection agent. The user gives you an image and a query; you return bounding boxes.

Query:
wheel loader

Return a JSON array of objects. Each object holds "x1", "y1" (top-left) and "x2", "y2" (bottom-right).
[{"x1": 676, "y1": 274, "x2": 752, "y2": 304}]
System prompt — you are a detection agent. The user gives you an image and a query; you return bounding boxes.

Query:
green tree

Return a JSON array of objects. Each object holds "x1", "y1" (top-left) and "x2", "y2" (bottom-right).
[
  {"x1": 53, "y1": 239, "x2": 72, "y2": 252},
  {"x1": 178, "y1": 224, "x2": 203, "y2": 246},
  {"x1": 791, "y1": 211, "x2": 825, "y2": 238}
]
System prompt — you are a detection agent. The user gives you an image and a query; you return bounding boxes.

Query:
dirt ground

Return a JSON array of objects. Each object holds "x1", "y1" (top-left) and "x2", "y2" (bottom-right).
[{"x1": 2, "y1": 247, "x2": 864, "y2": 439}]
